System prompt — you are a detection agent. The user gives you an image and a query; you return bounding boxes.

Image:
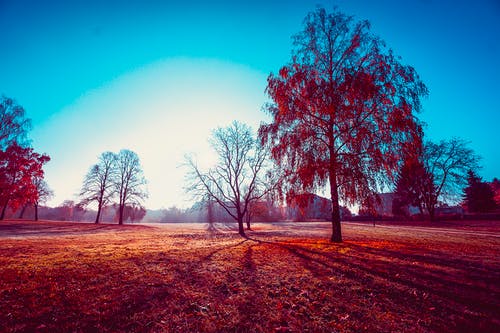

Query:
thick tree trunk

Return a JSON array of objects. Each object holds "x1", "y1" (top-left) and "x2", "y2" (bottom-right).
[
  {"x1": 118, "y1": 204, "x2": 124, "y2": 225},
  {"x1": 329, "y1": 165, "x2": 342, "y2": 243},
  {"x1": 237, "y1": 216, "x2": 246, "y2": 237},
  {"x1": 95, "y1": 204, "x2": 102, "y2": 224},
  {"x1": 425, "y1": 195, "x2": 437, "y2": 222},
  {"x1": 34, "y1": 204, "x2": 39, "y2": 221},
  {"x1": 429, "y1": 205, "x2": 435, "y2": 222}
]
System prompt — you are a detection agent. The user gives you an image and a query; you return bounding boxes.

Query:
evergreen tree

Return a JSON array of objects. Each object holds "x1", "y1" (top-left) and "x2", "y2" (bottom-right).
[{"x1": 463, "y1": 170, "x2": 496, "y2": 213}]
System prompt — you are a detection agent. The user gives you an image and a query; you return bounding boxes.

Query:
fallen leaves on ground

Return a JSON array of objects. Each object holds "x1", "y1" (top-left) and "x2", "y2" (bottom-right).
[{"x1": 0, "y1": 220, "x2": 499, "y2": 332}]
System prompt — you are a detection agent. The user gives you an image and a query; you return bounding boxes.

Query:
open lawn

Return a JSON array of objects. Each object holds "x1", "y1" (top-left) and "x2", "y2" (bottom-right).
[{"x1": 0, "y1": 220, "x2": 499, "y2": 332}]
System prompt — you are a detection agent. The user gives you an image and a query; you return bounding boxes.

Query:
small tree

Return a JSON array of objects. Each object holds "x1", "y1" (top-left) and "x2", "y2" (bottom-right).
[
  {"x1": 114, "y1": 149, "x2": 147, "y2": 225},
  {"x1": 393, "y1": 145, "x2": 430, "y2": 218},
  {"x1": 186, "y1": 121, "x2": 272, "y2": 237},
  {"x1": 463, "y1": 170, "x2": 497, "y2": 213},
  {"x1": 0, "y1": 143, "x2": 50, "y2": 220},
  {"x1": 79, "y1": 152, "x2": 116, "y2": 223}
]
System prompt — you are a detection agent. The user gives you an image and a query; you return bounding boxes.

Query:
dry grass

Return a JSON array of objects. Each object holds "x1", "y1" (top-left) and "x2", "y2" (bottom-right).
[{"x1": 0, "y1": 220, "x2": 499, "y2": 332}]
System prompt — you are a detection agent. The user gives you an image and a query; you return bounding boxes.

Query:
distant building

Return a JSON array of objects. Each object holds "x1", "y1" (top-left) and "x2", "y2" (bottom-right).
[
  {"x1": 435, "y1": 206, "x2": 464, "y2": 219},
  {"x1": 359, "y1": 193, "x2": 395, "y2": 217},
  {"x1": 287, "y1": 193, "x2": 351, "y2": 221}
]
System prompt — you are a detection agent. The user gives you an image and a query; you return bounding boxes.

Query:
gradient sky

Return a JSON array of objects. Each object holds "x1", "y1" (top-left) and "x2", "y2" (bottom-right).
[{"x1": 1, "y1": 0, "x2": 499, "y2": 209}]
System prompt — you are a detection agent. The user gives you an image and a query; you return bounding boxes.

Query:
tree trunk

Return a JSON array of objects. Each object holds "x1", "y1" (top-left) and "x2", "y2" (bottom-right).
[
  {"x1": 237, "y1": 216, "x2": 246, "y2": 237},
  {"x1": 425, "y1": 194, "x2": 436, "y2": 222},
  {"x1": 429, "y1": 205, "x2": 435, "y2": 222},
  {"x1": 18, "y1": 204, "x2": 27, "y2": 218},
  {"x1": 34, "y1": 204, "x2": 39, "y2": 221},
  {"x1": 1, "y1": 201, "x2": 9, "y2": 220},
  {"x1": 119, "y1": 204, "x2": 124, "y2": 225},
  {"x1": 207, "y1": 199, "x2": 214, "y2": 223},
  {"x1": 246, "y1": 212, "x2": 251, "y2": 230},
  {"x1": 329, "y1": 165, "x2": 342, "y2": 243},
  {"x1": 95, "y1": 203, "x2": 102, "y2": 224}
]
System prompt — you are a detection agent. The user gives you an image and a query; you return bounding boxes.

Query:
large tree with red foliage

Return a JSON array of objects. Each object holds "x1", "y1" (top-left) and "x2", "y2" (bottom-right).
[
  {"x1": 0, "y1": 143, "x2": 50, "y2": 219},
  {"x1": 259, "y1": 7, "x2": 427, "y2": 242}
]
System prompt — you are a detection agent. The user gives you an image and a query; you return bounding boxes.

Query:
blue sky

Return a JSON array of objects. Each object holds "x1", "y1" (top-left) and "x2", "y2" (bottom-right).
[{"x1": 1, "y1": 0, "x2": 499, "y2": 209}]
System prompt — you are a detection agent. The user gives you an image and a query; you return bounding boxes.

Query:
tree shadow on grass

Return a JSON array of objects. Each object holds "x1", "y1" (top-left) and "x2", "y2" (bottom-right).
[{"x1": 246, "y1": 235, "x2": 500, "y2": 332}]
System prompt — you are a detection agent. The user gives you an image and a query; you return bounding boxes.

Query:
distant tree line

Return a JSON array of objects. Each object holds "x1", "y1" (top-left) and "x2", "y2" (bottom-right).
[
  {"x1": 185, "y1": 7, "x2": 497, "y2": 242},
  {"x1": 157, "y1": 193, "x2": 351, "y2": 224},
  {"x1": 3, "y1": 6, "x2": 499, "y2": 245},
  {"x1": 31, "y1": 200, "x2": 147, "y2": 223}
]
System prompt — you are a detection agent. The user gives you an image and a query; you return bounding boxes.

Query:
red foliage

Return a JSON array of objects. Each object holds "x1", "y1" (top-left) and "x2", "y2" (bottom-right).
[
  {"x1": 259, "y1": 7, "x2": 427, "y2": 241},
  {"x1": 0, "y1": 143, "x2": 50, "y2": 219}
]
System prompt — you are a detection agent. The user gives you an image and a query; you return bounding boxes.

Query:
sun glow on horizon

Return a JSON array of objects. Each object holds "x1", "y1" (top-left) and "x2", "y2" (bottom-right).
[{"x1": 31, "y1": 58, "x2": 269, "y2": 209}]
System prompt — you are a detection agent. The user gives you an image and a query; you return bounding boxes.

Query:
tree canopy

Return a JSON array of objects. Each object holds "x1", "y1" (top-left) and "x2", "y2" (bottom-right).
[
  {"x1": 79, "y1": 151, "x2": 117, "y2": 223},
  {"x1": 114, "y1": 149, "x2": 148, "y2": 225},
  {"x1": 259, "y1": 7, "x2": 427, "y2": 241},
  {"x1": 186, "y1": 121, "x2": 271, "y2": 236},
  {"x1": 0, "y1": 143, "x2": 50, "y2": 220},
  {"x1": 0, "y1": 96, "x2": 31, "y2": 149},
  {"x1": 393, "y1": 138, "x2": 481, "y2": 220},
  {"x1": 463, "y1": 170, "x2": 497, "y2": 213},
  {"x1": 422, "y1": 138, "x2": 480, "y2": 219}
]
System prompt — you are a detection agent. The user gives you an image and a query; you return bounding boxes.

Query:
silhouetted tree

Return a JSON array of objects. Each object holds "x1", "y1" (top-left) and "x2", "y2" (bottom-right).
[
  {"x1": 32, "y1": 177, "x2": 53, "y2": 221},
  {"x1": 186, "y1": 121, "x2": 273, "y2": 237},
  {"x1": 421, "y1": 138, "x2": 480, "y2": 220},
  {"x1": 0, "y1": 143, "x2": 50, "y2": 220},
  {"x1": 463, "y1": 170, "x2": 496, "y2": 213},
  {"x1": 79, "y1": 151, "x2": 116, "y2": 223},
  {"x1": 17, "y1": 176, "x2": 53, "y2": 220},
  {"x1": 259, "y1": 7, "x2": 427, "y2": 242},
  {"x1": 114, "y1": 149, "x2": 147, "y2": 225},
  {"x1": 0, "y1": 96, "x2": 31, "y2": 149},
  {"x1": 392, "y1": 144, "x2": 430, "y2": 218}
]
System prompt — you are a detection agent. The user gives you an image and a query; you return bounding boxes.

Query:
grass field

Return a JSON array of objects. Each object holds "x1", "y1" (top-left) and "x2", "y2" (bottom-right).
[{"x1": 0, "y1": 220, "x2": 499, "y2": 332}]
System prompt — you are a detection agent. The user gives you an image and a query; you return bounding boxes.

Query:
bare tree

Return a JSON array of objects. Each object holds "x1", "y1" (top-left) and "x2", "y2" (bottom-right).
[
  {"x1": 114, "y1": 149, "x2": 147, "y2": 225},
  {"x1": 33, "y1": 177, "x2": 53, "y2": 221},
  {"x1": 421, "y1": 138, "x2": 480, "y2": 220},
  {"x1": 394, "y1": 138, "x2": 480, "y2": 220},
  {"x1": 186, "y1": 121, "x2": 273, "y2": 237},
  {"x1": 17, "y1": 177, "x2": 53, "y2": 220},
  {"x1": 79, "y1": 152, "x2": 116, "y2": 223}
]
